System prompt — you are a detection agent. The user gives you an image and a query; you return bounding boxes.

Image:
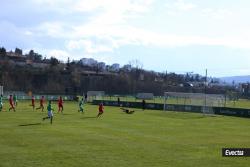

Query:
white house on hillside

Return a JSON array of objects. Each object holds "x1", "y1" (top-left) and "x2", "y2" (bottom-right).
[
  {"x1": 80, "y1": 58, "x2": 98, "y2": 66},
  {"x1": 97, "y1": 62, "x2": 106, "y2": 71},
  {"x1": 110, "y1": 63, "x2": 120, "y2": 72}
]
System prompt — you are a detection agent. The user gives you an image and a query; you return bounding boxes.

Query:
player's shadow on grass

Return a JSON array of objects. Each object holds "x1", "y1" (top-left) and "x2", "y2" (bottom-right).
[
  {"x1": 80, "y1": 116, "x2": 97, "y2": 119},
  {"x1": 61, "y1": 113, "x2": 74, "y2": 115},
  {"x1": 19, "y1": 123, "x2": 42, "y2": 127}
]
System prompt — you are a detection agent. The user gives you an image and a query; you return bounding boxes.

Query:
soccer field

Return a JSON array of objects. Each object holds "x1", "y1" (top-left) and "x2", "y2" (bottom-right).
[{"x1": 0, "y1": 101, "x2": 250, "y2": 167}]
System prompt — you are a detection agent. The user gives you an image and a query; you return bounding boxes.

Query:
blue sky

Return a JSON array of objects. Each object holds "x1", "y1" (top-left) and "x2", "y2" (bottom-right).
[{"x1": 1, "y1": 0, "x2": 250, "y2": 77}]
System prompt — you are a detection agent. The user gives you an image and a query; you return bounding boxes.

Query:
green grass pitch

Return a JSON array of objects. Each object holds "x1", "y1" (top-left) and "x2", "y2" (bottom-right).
[{"x1": 0, "y1": 100, "x2": 250, "y2": 167}]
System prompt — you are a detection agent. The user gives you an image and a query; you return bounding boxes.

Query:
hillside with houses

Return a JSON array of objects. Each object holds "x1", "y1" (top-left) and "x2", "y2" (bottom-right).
[{"x1": 1, "y1": 46, "x2": 249, "y2": 98}]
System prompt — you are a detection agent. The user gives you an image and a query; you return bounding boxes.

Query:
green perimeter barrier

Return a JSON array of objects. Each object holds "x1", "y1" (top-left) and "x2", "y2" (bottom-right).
[
  {"x1": 93, "y1": 100, "x2": 250, "y2": 118},
  {"x1": 214, "y1": 107, "x2": 250, "y2": 118},
  {"x1": 93, "y1": 100, "x2": 164, "y2": 110}
]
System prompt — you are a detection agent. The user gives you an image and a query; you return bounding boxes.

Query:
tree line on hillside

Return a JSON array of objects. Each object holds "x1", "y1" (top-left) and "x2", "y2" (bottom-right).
[{"x1": 0, "y1": 46, "x2": 237, "y2": 96}]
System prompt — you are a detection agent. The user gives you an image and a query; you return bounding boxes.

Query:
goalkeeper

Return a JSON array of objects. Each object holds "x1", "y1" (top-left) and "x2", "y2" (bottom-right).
[{"x1": 120, "y1": 107, "x2": 135, "y2": 114}]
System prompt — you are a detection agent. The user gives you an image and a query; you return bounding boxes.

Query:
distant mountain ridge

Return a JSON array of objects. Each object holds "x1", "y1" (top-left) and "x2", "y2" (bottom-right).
[{"x1": 220, "y1": 75, "x2": 250, "y2": 84}]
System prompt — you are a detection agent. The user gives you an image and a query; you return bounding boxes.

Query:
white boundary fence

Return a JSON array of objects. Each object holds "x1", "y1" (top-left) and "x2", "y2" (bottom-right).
[
  {"x1": 136, "y1": 93, "x2": 154, "y2": 100},
  {"x1": 0, "y1": 86, "x2": 3, "y2": 95},
  {"x1": 87, "y1": 91, "x2": 105, "y2": 101},
  {"x1": 164, "y1": 92, "x2": 226, "y2": 108}
]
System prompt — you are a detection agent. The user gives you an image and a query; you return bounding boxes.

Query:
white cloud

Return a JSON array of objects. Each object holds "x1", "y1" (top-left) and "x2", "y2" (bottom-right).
[
  {"x1": 47, "y1": 49, "x2": 70, "y2": 61},
  {"x1": 70, "y1": 22, "x2": 250, "y2": 50},
  {"x1": 66, "y1": 39, "x2": 116, "y2": 54},
  {"x1": 66, "y1": 40, "x2": 84, "y2": 50},
  {"x1": 174, "y1": 0, "x2": 196, "y2": 11},
  {"x1": 32, "y1": 0, "x2": 246, "y2": 53},
  {"x1": 3, "y1": 0, "x2": 250, "y2": 61},
  {"x1": 201, "y1": 8, "x2": 233, "y2": 19},
  {"x1": 24, "y1": 30, "x2": 33, "y2": 36},
  {"x1": 165, "y1": 0, "x2": 197, "y2": 14},
  {"x1": 83, "y1": 54, "x2": 115, "y2": 63},
  {"x1": 0, "y1": 21, "x2": 42, "y2": 49},
  {"x1": 32, "y1": 22, "x2": 72, "y2": 38},
  {"x1": 32, "y1": 17, "x2": 250, "y2": 55},
  {"x1": 29, "y1": 0, "x2": 155, "y2": 54},
  {"x1": 32, "y1": 0, "x2": 154, "y2": 14}
]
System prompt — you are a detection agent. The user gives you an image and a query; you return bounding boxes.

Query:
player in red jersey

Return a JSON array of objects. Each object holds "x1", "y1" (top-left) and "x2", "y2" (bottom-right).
[
  {"x1": 58, "y1": 96, "x2": 63, "y2": 113},
  {"x1": 36, "y1": 96, "x2": 45, "y2": 112},
  {"x1": 96, "y1": 103, "x2": 104, "y2": 118},
  {"x1": 29, "y1": 96, "x2": 35, "y2": 111},
  {"x1": 8, "y1": 95, "x2": 15, "y2": 112}
]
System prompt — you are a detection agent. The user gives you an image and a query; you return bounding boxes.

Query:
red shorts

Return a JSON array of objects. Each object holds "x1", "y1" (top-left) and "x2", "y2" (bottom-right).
[{"x1": 58, "y1": 104, "x2": 63, "y2": 107}]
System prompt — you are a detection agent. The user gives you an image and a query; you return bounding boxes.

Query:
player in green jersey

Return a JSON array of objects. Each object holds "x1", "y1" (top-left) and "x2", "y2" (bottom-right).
[
  {"x1": 78, "y1": 98, "x2": 84, "y2": 113},
  {"x1": 13, "y1": 94, "x2": 18, "y2": 107},
  {"x1": 0, "y1": 94, "x2": 3, "y2": 112},
  {"x1": 42, "y1": 100, "x2": 54, "y2": 124}
]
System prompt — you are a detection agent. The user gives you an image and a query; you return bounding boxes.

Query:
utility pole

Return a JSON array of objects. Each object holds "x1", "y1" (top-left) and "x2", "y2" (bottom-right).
[
  {"x1": 204, "y1": 69, "x2": 207, "y2": 107},
  {"x1": 165, "y1": 70, "x2": 168, "y2": 91}
]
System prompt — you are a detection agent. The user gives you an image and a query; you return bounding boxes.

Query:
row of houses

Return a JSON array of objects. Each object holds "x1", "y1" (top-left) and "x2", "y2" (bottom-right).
[
  {"x1": 80, "y1": 58, "x2": 132, "y2": 72},
  {"x1": 1, "y1": 51, "x2": 132, "y2": 72}
]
